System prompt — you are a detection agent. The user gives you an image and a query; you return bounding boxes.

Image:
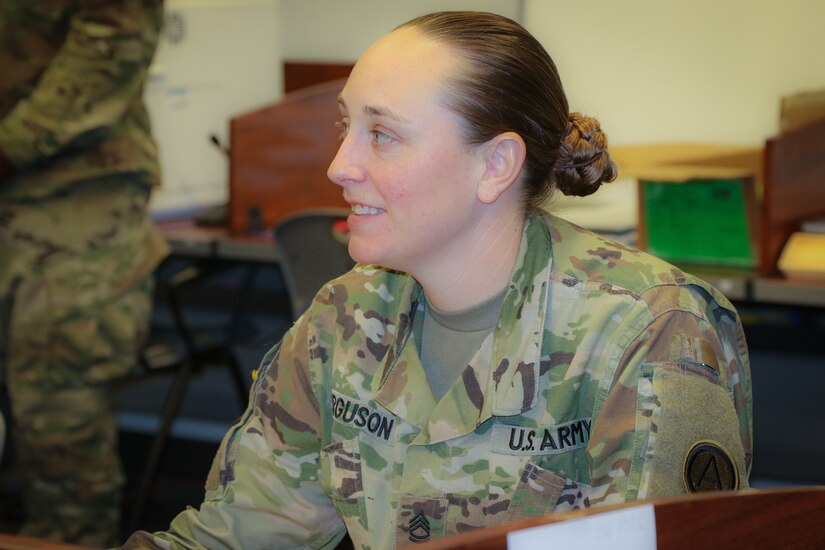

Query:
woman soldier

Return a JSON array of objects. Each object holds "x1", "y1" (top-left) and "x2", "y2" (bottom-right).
[{"x1": 122, "y1": 10, "x2": 751, "y2": 550}]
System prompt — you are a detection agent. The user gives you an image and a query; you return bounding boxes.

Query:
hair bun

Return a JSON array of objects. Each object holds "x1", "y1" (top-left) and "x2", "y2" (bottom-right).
[{"x1": 553, "y1": 112, "x2": 618, "y2": 197}]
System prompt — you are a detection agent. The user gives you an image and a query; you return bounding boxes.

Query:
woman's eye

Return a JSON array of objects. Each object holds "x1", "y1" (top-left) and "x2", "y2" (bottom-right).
[
  {"x1": 371, "y1": 130, "x2": 395, "y2": 145},
  {"x1": 334, "y1": 120, "x2": 349, "y2": 140}
]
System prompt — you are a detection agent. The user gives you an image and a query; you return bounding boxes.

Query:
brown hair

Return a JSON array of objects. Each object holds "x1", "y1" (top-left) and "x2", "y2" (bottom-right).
[{"x1": 397, "y1": 11, "x2": 617, "y2": 212}]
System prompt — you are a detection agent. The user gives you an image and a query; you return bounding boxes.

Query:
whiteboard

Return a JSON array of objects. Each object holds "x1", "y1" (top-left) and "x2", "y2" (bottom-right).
[{"x1": 144, "y1": 0, "x2": 283, "y2": 216}]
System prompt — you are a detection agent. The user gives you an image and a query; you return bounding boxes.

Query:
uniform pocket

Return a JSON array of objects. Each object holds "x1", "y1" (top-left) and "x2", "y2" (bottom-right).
[
  {"x1": 49, "y1": 277, "x2": 153, "y2": 384},
  {"x1": 8, "y1": 269, "x2": 152, "y2": 389},
  {"x1": 321, "y1": 439, "x2": 369, "y2": 538},
  {"x1": 505, "y1": 462, "x2": 565, "y2": 522},
  {"x1": 504, "y1": 462, "x2": 595, "y2": 522}
]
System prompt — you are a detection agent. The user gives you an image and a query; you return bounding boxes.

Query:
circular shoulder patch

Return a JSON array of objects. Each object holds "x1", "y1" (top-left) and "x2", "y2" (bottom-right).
[{"x1": 683, "y1": 440, "x2": 739, "y2": 493}]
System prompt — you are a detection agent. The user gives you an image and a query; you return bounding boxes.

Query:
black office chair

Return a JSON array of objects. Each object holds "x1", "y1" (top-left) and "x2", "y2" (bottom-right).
[
  {"x1": 126, "y1": 259, "x2": 256, "y2": 532},
  {"x1": 273, "y1": 208, "x2": 355, "y2": 320}
]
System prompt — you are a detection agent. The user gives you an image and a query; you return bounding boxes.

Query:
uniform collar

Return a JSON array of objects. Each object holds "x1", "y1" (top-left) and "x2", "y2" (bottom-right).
[{"x1": 372, "y1": 215, "x2": 553, "y2": 444}]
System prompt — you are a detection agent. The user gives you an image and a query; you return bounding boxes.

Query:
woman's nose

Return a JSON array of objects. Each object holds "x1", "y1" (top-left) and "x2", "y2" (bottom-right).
[{"x1": 327, "y1": 136, "x2": 365, "y2": 187}]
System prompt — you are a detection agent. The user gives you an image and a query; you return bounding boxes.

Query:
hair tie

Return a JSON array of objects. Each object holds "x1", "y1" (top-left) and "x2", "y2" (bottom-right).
[
  {"x1": 560, "y1": 119, "x2": 574, "y2": 141},
  {"x1": 558, "y1": 153, "x2": 600, "y2": 171}
]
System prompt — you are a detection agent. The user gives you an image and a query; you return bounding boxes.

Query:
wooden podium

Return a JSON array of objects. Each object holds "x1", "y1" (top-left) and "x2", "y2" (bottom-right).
[
  {"x1": 761, "y1": 116, "x2": 825, "y2": 276},
  {"x1": 416, "y1": 486, "x2": 825, "y2": 549},
  {"x1": 227, "y1": 79, "x2": 349, "y2": 236}
]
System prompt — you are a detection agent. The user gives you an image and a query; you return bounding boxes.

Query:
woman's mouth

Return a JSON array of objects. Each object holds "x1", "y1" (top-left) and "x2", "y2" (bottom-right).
[{"x1": 351, "y1": 204, "x2": 385, "y2": 215}]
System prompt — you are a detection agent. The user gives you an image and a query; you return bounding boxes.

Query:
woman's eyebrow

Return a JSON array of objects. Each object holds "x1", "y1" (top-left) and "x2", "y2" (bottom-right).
[
  {"x1": 337, "y1": 95, "x2": 410, "y2": 123},
  {"x1": 364, "y1": 105, "x2": 409, "y2": 123}
]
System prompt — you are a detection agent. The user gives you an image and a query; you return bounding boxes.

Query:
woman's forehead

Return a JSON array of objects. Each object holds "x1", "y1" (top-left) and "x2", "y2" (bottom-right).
[{"x1": 341, "y1": 28, "x2": 459, "y2": 111}]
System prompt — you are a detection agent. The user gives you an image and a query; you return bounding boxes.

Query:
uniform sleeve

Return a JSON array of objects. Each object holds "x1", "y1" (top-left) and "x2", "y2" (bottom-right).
[
  {"x1": 119, "y1": 314, "x2": 347, "y2": 550},
  {"x1": 0, "y1": 0, "x2": 161, "y2": 170},
  {"x1": 586, "y1": 285, "x2": 752, "y2": 506}
]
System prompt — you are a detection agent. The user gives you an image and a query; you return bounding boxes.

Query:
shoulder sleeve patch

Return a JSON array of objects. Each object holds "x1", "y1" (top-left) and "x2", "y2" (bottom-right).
[{"x1": 683, "y1": 440, "x2": 739, "y2": 492}]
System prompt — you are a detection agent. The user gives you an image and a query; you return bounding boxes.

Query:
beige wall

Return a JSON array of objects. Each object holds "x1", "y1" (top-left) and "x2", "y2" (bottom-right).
[
  {"x1": 280, "y1": 0, "x2": 522, "y2": 61},
  {"x1": 281, "y1": 1, "x2": 825, "y2": 146},
  {"x1": 525, "y1": 1, "x2": 825, "y2": 145}
]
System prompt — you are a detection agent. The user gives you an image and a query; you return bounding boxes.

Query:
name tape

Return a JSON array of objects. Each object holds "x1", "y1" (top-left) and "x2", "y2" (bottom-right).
[{"x1": 331, "y1": 391, "x2": 395, "y2": 442}]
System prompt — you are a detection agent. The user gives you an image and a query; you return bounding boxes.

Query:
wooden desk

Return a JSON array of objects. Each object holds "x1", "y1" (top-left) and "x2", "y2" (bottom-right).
[
  {"x1": 157, "y1": 218, "x2": 278, "y2": 264},
  {"x1": 417, "y1": 486, "x2": 825, "y2": 550},
  {"x1": 0, "y1": 533, "x2": 94, "y2": 550}
]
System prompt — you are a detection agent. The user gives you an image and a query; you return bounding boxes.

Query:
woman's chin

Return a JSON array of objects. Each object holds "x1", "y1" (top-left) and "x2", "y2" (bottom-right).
[
  {"x1": 347, "y1": 241, "x2": 382, "y2": 266},
  {"x1": 349, "y1": 242, "x2": 407, "y2": 272}
]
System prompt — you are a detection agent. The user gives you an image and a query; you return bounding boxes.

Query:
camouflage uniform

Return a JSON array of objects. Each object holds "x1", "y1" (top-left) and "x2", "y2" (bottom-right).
[
  {"x1": 0, "y1": 1, "x2": 168, "y2": 546},
  {"x1": 122, "y1": 213, "x2": 752, "y2": 550}
]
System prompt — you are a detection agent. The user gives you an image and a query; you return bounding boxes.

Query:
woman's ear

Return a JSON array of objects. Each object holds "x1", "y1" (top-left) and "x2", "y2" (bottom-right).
[{"x1": 477, "y1": 132, "x2": 526, "y2": 204}]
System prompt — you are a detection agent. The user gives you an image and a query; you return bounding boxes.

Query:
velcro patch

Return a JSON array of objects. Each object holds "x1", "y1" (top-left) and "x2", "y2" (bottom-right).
[
  {"x1": 683, "y1": 440, "x2": 739, "y2": 492},
  {"x1": 490, "y1": 418, "x2": 592, "y2": 456}
]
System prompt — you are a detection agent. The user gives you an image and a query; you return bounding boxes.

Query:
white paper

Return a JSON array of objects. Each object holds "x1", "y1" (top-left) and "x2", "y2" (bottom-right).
[{"x1": 507, "y1": 504, "x2": 657, "y2": 550}]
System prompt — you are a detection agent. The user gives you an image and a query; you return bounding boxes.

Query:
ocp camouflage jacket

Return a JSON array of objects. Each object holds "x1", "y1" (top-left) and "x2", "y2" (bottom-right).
[{"x1": 125, "y1": 213, "x2": 752, "y2": 550}]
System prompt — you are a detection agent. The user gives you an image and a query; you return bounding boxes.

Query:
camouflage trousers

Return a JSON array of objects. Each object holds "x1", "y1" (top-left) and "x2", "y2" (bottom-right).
[{"x1": 0, "y1": 176, "x2": 167, "y2": 548}]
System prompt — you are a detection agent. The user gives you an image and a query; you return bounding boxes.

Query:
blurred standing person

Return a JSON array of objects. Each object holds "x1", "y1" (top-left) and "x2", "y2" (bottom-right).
[{"x1": 0, "y1": 1, "x2": 169, "y2": 546}]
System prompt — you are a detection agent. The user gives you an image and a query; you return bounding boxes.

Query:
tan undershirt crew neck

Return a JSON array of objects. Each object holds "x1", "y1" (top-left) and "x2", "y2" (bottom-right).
[{"x1": 421, "y1": 287, "x2": 507, "y2": 401}]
